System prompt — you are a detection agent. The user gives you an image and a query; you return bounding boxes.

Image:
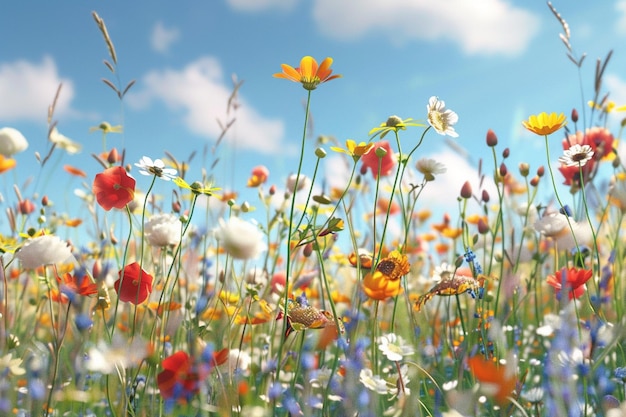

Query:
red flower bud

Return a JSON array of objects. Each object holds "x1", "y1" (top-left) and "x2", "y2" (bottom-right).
[
  {"x1": 537, "y1": 166, "x2": 545, "y2": 177},
  {"x1": 460, "y1": 181, "x2": 473, "y2": 199},
  {"x1": 486, "y1": 129, "x2": 498, "y2": 147}
]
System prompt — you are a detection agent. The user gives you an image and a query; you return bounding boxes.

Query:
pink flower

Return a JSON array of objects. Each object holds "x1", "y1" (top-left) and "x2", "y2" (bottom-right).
[
  {"x1": 360, "y1": 141, "x2": 395, "y2": 178},
  {"x1": 247, "y1": 165, "x2": 269, "y2": 187}
]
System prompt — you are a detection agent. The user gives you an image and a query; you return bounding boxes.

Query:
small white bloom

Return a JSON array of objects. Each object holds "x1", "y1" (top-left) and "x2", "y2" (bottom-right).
[
  {"x1": 0, "y1": 353, "x2": 25, "y2": 376},
  {"x1": 359, "y1": 368, "x2": 388, "y2": 394},
  {"x1": 286, "y1": 173, "x2": 309, "y2": 193},
  {"x1": 85, "y1": 336, "x2": 147, "y2": 374},
  {"x1": 534, "y1": 211, "x2": 592, "y2": 249},
  {"x1": 558, "y1": 144, "x2": 594, "y2": 167},
  {"x1": 144, "y1": 213, "x2": 181, "y2": 247},
  {"x1": 221, "y1": 348, "x2": 252, "y2": 373},
  {"x1": 0, "y1": 127, "x2": 28, "y2": 156},
  {"x1": 16, "y1": 235, "x2": 73, "y2": 269},
  {"x1": 427, "y1": 96, "x2": 459, "y2": 138},
  {"x1": 416, "y1": 158, "x2": 446, "y2": 181},
  {"x1": 134, "y1": 156, "x2": 177, "y2": 181},
  {"x1": 378, "y1": 333, "x2": 415, "y2": 361},
  {"x1": 536, "y1": 313, "x2": 561, "y2": 337},
  {"x1": 433, "y1": 262, "x2": 455, "y2": 283},
  {"x1": 49, "y1": 127, "x2": 82, "y2": 154},
  {"x1": 215, "y1": 217, "x2": 267, "y2": 260}
]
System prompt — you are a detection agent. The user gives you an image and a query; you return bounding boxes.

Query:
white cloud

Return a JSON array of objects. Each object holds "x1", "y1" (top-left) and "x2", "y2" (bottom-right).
[
  {"x1": 416, "y1": 149, "x2": 497, "y2": 208},
  {"x1": 227, "y1": 0, "x2": 297, "y2": 12},
  {"x1": 127, "y1": 57, "x2": 286, "y2": 154},
  {"x1": 616, "y1": 0, "x2": 626, "y2": 35},
  {"x1": 605, "y1": 73, "x2": 626, "y2": 104},
  {"x1": 150, "y1": 21, "x2": 180, "y2": 54},
  {"x1": 0, "y1": 56, "x2": 75, "y2": 122},
  {"x1": 312, "y1": 0, "x2": 539, "y2": 55}
]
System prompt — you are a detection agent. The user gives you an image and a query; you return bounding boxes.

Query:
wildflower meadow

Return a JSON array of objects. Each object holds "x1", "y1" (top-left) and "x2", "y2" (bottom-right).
[{"x1": 4, "y1": 4, "x2": 626, "y2": 417}]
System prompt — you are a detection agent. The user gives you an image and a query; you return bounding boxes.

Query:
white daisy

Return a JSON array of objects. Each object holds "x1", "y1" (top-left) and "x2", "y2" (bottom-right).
[
  {"x1": 558, "y1": 144, "x2": 594, "y2": 167},
  {"x1": 416, "y1": 158, "x2": 446, "y2": 181},
  {"x1": 378, "y1": 333, "x2": 415, "y2": 361},
  {"x1": 359, "y1": 368, "x2": 388, "y2": 394},
  {"x1": 134, "y1": 156, "x2": 177, "y2": 181},
  {"x1": 427, "y1": 96, "x2": 459, "y2": 137}
]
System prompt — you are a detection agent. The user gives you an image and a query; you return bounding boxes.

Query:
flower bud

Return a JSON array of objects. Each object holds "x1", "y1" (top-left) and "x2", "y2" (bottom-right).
[
  {"x1": 481, "y1": 190, "x2": 490, "y2": 203},
  {"x1": 502, "y1": 148, "x2": 510, "y2": 158},
  {"x1": 107, "y1": 148, "x2": 120, "y2": 164},
  {"x1": 92, "y1": 260, "x2": 102, "y2": 280},
  {"x1": 486, "y1": 129, "x2": 498, "y2": 147},
  {"x1": 41, "y1": 195, "x2": 49, "y2": 206},
  {"x1": 571, "y1": 108, "x2": 579, "y2": 123},
  {"x1": 315, "y1": 147, "x2": 327, "y2": 159},
  {"x1": 385, "y1": 115, "x2": 403, "y2": 127},
  {"x1": 519, "y1": 162, "x2": 530, "y2": 177},
  {"x1": 460, "y1": 181, "x2": 473, "y2": 199},
  {"x1": 530, "y1": 176, "x2": 540, "y2": 187},
  {"x1": 302, "y1": 242, "x2": 313, "y2": 257},
  {"x1": 499, "y1": 163, "x2": 508, "y2": 177},
  {"x1": 477, "y1": 218, "x2": 490, "y2": 234},
  {"x1": 241, "y1": 201, "x2": 250, "y2": 212},
  {"x1": 537, "y1": 166, "x2": 545, "y2": 177},
  {"x1": 613, "y1": 155, "x2": 621, "y2": 169},
  {"x1": 18, "y1": 199, "x2": 36, "y2": 215},
  {"x1": 172, "y1": 201, "x2": 181, "y2": 213},
  {"x1": 375, "y1": 146, "x2": 388, "y2": 158}
]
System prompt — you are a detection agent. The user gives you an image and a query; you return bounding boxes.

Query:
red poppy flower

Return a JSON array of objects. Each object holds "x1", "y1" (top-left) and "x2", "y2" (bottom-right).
[
  {"x1": 114, "y1": 262, "x2": 153, "y2": 304},
  {"x1": 157, "y1": 351, "x2": 202, "y2": 401},
  {"x1": 360, "y1": 141, "x2": 396, "y2": 178},
  {"x1": 546, "y1": 267, "x2": 592, "y2": 300},
  {"x1": 564, "y1": 127, "x2": 614, "y2": 159},
  {"x1": 558, "y1": 163, "x2": 594, "y2": 186},
  {"x1": 157, "y1": 349, "x2": 229, "y2": 401},
  {"x1": 92, "y1": 166, "x2": 136, "y2": 211}
]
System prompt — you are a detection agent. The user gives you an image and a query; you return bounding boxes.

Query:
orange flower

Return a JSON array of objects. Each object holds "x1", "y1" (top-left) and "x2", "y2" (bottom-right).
[
  {"x1": 468, "y1": 355, "x2": 517, "y2": 406},
  {"x1": 274, "y1": 56, "x2": 341, "y2": 90},
  {"x1": 246, "y1": 165, "x2": 269, "y2": 187},
  {"x1": 362, "y1": 250, "x2": 410, "y2": 300},
  {"x1": 56, "y1": 272, "x2": 99, "y2": 297},
  {"x1": 64, "y1": 164, "x2": 87, "y2": 178},
  {"x1": 376, "y1": 197, "x2": 400, "y2": 216}
]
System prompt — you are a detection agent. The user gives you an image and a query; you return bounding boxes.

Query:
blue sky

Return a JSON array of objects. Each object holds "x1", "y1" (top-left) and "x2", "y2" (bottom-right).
[{"x1": 2, "y1": 1, "x2": 626, "y2": 227}]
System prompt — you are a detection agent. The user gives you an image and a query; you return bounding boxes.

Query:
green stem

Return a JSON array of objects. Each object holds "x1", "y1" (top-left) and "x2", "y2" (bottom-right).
[{"x1": 275, "y1": 90, "x2": 312, "y2": 410}]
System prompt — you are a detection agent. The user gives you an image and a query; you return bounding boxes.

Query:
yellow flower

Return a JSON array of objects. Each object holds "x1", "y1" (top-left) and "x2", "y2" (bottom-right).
[
  {"x1": 273, "y1": 56, "x2": 341, "y2": 90},
  {"x1": 588, "y1": 100, "x2": 626, "y2": 113},
  {"x1": 173, "y1": 177, "x2": 221, "y2": 197},
  {"x1": 330, "y1": 139, "x2": 374, "y2": 161},
  {"x1": 369, "y1": 115, "x2": 424, "y2": 139},
  {"x1": 0, "y1": 154, "x2": 16, "y2": 174},
  {"x1": 522, "y1": 112, "x2": 566, "y2": 136},
  {"x1": 362, "y1": 250, "x2": 410, "y2": 301},
  {"x1": 89, "y1": 122, "x2": 123, "y2": 134}
]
